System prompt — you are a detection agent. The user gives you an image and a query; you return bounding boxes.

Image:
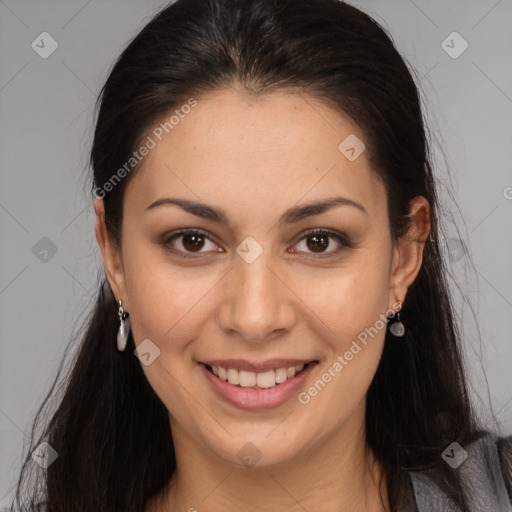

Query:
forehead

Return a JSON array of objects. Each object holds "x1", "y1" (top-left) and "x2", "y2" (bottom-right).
[{"x1": 125, "y1": 87, "x2": 386, "y2": 228}]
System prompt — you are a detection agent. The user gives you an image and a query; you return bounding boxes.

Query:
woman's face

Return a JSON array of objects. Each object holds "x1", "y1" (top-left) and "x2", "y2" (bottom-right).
[{"x1": 95, "y1": 87, "x2": 428, "y2": 468}]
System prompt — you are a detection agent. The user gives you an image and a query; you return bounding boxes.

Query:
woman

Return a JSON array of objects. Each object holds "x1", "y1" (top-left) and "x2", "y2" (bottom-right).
[{"x1": 11, "y1": 0, "x2": 512, "y2": 511}]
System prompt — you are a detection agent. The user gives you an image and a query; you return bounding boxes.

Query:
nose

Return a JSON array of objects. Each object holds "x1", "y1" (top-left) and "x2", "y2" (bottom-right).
[{"x1": 217, "y1": 249, "x2": 296, "y2": 344}]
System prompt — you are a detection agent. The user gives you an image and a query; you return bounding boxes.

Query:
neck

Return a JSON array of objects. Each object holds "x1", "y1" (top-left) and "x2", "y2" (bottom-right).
[{"x1": 147, "y1": 405, "x2": 390, "y2": 512}]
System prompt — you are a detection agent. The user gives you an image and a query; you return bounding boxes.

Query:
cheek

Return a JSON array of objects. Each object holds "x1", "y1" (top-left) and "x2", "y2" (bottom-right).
[
  {"x1": 122, "y1": 243, "x2": 220, "y2": 351},
  {"x1": 292, "y1": 257, "x2": 391, "y2": 342},
  {"x1": 294, "y1": 258, "x2": 391, "y2": 407},
  {"x1": 299, "y1": 294, "x2": 389, "y2": 423},
  {"x1": 326, "y1": 265, "x2": 392, "y2": 403}
]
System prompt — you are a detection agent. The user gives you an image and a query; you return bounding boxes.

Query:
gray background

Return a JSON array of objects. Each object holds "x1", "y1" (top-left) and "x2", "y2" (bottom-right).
[{"x1": 1, "y1": 0, "x2": 511, "y2": 508}]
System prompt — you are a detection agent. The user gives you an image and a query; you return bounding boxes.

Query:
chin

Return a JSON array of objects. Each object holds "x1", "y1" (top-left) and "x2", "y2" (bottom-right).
[{"x1": 207, "y1": 429, "x2": 311, "y2": 469}]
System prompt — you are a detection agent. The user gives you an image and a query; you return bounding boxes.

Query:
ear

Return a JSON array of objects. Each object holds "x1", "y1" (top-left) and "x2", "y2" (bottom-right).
[
  {"x1": 94, "y1": 197, "x2": 128, "y2": 308},
  {"x1": 389, "y1": 196, "x2": 431, "y2": 308}
]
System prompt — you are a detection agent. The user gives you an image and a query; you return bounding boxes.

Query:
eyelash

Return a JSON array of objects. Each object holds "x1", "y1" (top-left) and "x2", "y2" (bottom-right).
[{"x1": 161, "y1": 227, "x2": 352, "y2": 260}]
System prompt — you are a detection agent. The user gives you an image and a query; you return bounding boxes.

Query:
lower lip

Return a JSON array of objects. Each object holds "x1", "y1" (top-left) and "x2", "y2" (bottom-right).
[{"x1": 198, "y1": 362, "x2": 317, "y2": 410}]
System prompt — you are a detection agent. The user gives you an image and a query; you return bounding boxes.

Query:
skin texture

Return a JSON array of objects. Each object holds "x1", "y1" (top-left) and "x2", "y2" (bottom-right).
[{"x1": 94, "y1": 86, "x2": 430, "y2": 511}]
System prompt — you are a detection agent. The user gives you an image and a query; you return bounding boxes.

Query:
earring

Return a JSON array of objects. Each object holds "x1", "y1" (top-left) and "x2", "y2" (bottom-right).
[
  {"x1": 117, "y1": 299, "x2": 131, "y2": 351},
  {"x1": 389, "y1": 300, "x2": 405, "y2": 337}
]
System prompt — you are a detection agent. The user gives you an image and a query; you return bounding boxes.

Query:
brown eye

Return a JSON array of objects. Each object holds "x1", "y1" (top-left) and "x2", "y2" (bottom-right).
[
  {"x1": 162, "y1": 229, "x2": 221, "y2": 258},
  {"x1": 292, "y1": 228, "x2": 350, "y2": 257},
  {"x1": 181, "y1": 232, "x2": 206, "y2": 252},
  {"x1": 306, "y1": 232, "x2": 330, "y2": 253}
]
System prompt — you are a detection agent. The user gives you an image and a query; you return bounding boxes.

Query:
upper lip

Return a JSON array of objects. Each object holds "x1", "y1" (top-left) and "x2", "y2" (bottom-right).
[{"x1": 200, "y1": 359, "x2": 317, "y2": 373}]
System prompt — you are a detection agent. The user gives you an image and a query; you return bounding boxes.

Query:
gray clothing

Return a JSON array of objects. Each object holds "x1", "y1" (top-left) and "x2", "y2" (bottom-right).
[{"x1": 408, "y1": 434, "x2": 512, "y2": 511}]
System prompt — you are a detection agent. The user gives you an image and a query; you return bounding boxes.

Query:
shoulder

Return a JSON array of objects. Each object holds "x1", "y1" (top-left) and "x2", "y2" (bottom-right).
[
  {"x1": 409, "y1": 432, "x2": 512, "y2": 511},
  {"x1": 497, "y1": 434, "x2": 512, "y2": 502}
]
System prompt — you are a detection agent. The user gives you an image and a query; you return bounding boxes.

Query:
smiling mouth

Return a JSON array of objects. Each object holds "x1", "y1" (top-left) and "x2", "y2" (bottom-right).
[{"x1": 203, "y1": 362, "x2": 317, "y2": 389}]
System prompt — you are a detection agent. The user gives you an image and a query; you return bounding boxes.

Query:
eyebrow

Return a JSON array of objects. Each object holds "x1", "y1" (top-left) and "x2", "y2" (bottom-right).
[{"x1": 145, "y1": 196, "x2": 367, "y2": 225}]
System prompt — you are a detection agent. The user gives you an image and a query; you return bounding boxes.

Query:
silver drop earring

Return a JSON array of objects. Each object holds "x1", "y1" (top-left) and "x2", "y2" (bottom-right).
[
  {"x1": 389, "y1": 301, "x2": 405, "y2": 337},
  {"x1": 117, "y1": 299, "x2": 131, "y2": 351}
]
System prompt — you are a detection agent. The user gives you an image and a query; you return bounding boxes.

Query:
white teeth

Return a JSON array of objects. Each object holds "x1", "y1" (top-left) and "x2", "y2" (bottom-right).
[
  {"x1": 239, "y1": 370, "x2": 256, "y2": 387},
  {"x1": 208, "y1": 363, "x2": 308, "y2": 389},
  {"x1": 256, "y1": 370, "x2": 276, "y2": 388},
  {"x1": 275, "y1": 367, "x2": 288, "y2": 383},
  {"x1": 227, "y1": 368, "x2": 239, "y2": 385}
]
